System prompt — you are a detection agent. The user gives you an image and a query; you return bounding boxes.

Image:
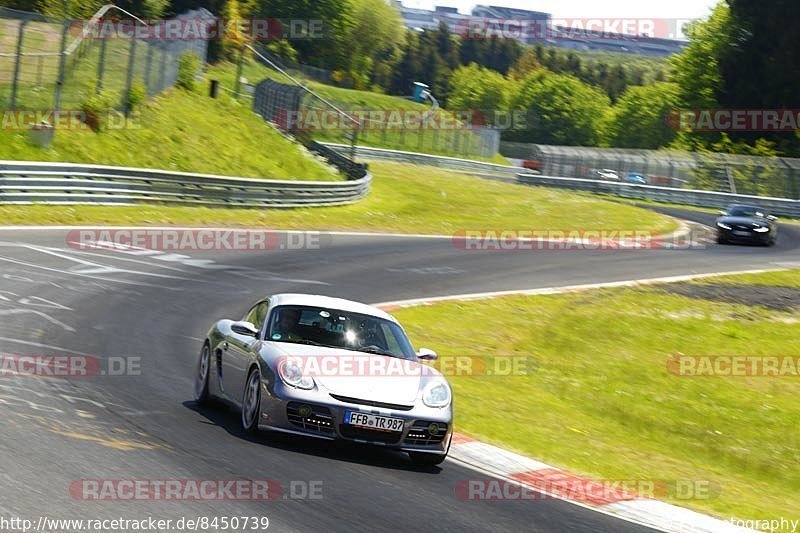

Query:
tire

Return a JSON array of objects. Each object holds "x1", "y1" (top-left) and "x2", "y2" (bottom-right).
[
  {"x1": 408, "y1": 452, "x2": 447, "y2": 467},
  {"x1": 768, "y1": 234, "x2": 777, "y2": 246},
  {"x1": 716, "y1": 234, "x2": 727, "y2": 245},
  {"x1": 194, "y1": 344, "x2": 211, "y2": 405},
  {"x1": 242, "y1": 367, "x2": 262, "y2": 434}
]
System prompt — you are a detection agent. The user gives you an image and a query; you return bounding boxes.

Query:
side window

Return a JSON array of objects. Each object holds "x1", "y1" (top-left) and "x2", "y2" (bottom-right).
[
  {"x1": 245, "y1": 305, "x2": 260, "y2": 324},
  {"x1": 254, "y1": 302, "x2": 270, "y2": 331},
  {"x1": 245, "y1": 300, "x2": 270, "y2": 329}
]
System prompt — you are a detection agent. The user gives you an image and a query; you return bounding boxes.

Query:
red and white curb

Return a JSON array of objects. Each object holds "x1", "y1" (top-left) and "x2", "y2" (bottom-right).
[{"x1": 445, "y1": 434, "x2": 751, "y2": 533}]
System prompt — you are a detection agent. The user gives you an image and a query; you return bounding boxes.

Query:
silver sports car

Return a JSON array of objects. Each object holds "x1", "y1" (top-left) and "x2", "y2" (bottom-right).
[{"x1": 194, "y1": 293, "x2": 453, "y2": 466}]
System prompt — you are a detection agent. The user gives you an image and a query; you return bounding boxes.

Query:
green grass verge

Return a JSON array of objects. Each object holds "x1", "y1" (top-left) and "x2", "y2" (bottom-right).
[
  {"x1": 0, "y1": 88, "x2": 338, "y2": 181},
  {"x1": 0, "y1": 161, "x2": 675, "y2": 234},
  {"x1": 391, "y1": 271, "x2": 800, "y2": 524}
]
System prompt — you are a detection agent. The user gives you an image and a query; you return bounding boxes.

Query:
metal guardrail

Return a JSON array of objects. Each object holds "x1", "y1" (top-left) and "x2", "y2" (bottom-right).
[
  {"x1": 320, "y1": 143, "x2": 520, "y2": 180},
  {"x1": 323, "y1": 142, "x2": 800, "y2": 217},
  {"x1": 517, "y1": 174, "x2": 800, "y2": 218},
  {"x1": 0, "y1": 161, "x2": 371, "y2": 207}
]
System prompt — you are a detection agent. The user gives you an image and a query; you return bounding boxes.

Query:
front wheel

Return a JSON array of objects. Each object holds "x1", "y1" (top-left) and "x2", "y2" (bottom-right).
[
  {"x1": 242, "y1": 367, "x2": 262, "y2": 434},
  {"x1": 408, "y1": 452, "x2": 447, "y2": 467},
  {"x1": 194, "y1": 344, "x2": 211, "y2": 405}
]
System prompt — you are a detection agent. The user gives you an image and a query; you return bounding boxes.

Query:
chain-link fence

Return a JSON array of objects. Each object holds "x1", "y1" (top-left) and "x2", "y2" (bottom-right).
[
  {"x1": 501, "y1": 141, "x2": 800, "y2": 199},
  {"x1": 0, "y1": 6, "x2": 212, "y2": 115},
  {"x1": 250, "y1": 46, "x2": 500, "y2": 160}
]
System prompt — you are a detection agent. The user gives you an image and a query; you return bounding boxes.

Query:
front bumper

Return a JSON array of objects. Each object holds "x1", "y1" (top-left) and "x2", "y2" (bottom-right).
[
  {"x1": 258, "y1": 381, "x2": 453, "y2": 455},
  {"x1": 718, "y1": 228, "x2": 772, "y2": 244}
]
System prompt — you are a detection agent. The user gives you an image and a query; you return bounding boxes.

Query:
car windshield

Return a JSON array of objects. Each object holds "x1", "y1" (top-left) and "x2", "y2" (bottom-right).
[
  {"x1": 728, "y1": 206, "x2": 766, "y2": 217},
  {"x1": 267, "y1": 305, "x2": 416, "y2": 359}
]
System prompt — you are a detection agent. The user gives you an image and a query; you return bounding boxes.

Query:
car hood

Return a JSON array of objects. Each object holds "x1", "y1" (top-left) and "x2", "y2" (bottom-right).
[
  {"x1": 717, "y1": 216, "x2": 767, "y2": 226},
  {"x1": 269, "y1": 343, "x2": 439, "y2": 405}
]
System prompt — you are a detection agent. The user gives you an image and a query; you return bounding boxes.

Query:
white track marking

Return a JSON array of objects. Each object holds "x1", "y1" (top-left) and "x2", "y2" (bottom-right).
[
  {"x1": 0, "y1": 336, "x2": 94, "y2": 355},
  {"x1": 373, "y1": 268, "x2": 787, "y2": 309},
  {"x1": 0, "y1": 309, "x2": 74, "y2": 332}
]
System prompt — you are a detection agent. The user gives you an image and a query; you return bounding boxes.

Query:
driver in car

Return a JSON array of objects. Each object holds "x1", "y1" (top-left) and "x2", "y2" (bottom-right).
[{"x1": 273, "y1": 309, "x2": 302, "y2": 341}]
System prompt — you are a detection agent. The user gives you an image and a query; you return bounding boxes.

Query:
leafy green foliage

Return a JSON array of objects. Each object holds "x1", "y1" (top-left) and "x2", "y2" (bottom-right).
[
  {"x1": 508, "y1": 71, "x2": 611, "y2": 146},
  {"x1": 176, "y1": 51, "x2": 201, "y2": 91},
  {"x1": 606, "y1": 82, "x2": 680, "y2": 149}
]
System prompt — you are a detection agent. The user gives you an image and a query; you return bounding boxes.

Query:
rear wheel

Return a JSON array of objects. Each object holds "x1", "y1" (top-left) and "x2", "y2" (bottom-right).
[
  {"x1": 242, "y1": 367, "x2": 262, "y2": 434},
  {"x1": 194, "y1": 344, "x2": 211, "y2": 405},
  {"x1": 408, "y1": 452, "x2": 447, "y2": 467}
]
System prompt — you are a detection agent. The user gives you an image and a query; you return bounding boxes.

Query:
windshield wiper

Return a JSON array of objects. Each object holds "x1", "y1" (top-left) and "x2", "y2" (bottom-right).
[
  {"x1": 284, "y1": 339, "x2": 327, "y2": 347},
  {"x1": 358, "y1": 346, "x2": 397, "y2": 357}
]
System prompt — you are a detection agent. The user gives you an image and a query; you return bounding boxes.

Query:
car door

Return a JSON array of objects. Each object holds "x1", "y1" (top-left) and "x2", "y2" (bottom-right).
[{"x1": 223, "y1": 300, "x2": 269, "y2": 406}]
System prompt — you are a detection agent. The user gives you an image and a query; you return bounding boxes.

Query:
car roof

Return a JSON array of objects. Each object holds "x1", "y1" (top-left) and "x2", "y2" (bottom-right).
[{"x1": 267, "y1": 293, "x2": 398, "y2": 323}]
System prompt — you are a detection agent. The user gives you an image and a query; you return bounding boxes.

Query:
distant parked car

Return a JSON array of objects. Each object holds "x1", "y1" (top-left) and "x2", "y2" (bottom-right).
[
  {"x1": 715, "y1": 204, "x2": 778, "y2": 246},
  {"x1": 521, "y1": 159, "x2": 542, "y2": 173},
  {"x1": 626, "y1": 172, "x2": 647, "y2": 185},
  {"x1": 593, "y1": 169, "x2": 620, "y2": 181}
]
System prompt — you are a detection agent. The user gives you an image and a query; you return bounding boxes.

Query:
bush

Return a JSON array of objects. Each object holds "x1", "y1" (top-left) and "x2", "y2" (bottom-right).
[
  {"x1": 125, "y1": 81, "x2": 147, "y2": 112},
  {"x1": 177, "y1": 52, "x2": 201, "y2": 91},
  {"x1": 80, "y1": 91, "x2": 117, "y2": 132}
]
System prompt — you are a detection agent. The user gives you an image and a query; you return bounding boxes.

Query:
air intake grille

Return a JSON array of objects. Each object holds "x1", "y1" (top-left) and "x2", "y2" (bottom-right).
[{"x1": 286, "y1": 402, "x2": 334, "y2": 434}]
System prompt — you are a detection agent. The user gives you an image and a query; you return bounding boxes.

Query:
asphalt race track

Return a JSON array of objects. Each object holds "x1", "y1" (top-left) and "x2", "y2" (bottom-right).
[{"x1": 1, "y1": 209, "x2": 799, "y2": 533}]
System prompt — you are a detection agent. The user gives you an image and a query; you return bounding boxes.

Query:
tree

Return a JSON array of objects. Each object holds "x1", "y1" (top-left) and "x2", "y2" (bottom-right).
[
  {"x1": 343, "y1": 0, "x2": 406, "y2": 89},
  {"x1": 447, "y1": 63, "x2": 513, "y2": 123},
  {"x1": 256, "y1": 0, "x2": 352, "y2": 71},
  {"x1": 606, "y1": 82, "x2": 680, "y2": 149},
  {"x1": 508, "y1": 70, "x2": 611, "y2": 146},
  {"x1": 508, "y1": 48, "x2": 542, "y2": 79},
  {"x1": 219, "y1": 0, "x2": 251, "y2": 61},
  {"x1": 669, "y1": 3, "x2": 732, "y2": 110}
]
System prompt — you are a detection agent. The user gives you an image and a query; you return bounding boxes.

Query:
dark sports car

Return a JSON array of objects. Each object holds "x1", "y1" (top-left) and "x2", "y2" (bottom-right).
[{"x1": 715, "y1": 204, "x2": 778, "y2": 246}]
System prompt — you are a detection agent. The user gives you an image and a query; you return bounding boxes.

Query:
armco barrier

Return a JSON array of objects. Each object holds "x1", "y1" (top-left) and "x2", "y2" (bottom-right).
[
  {"x1": 517, "y1": 174, "x2": 800, "y2": 218},
  {"x1": 319, "y1": 142, "x2": 520, "y2": 180},
  {"x1": 0, "y1": 161, "x2": 371, "y2": 207}
]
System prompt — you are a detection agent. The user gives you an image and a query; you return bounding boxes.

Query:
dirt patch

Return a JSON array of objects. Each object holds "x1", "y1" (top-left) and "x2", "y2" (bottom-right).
[{"x1": 658, "y1": 283, "x2": 800, "y2": 311}]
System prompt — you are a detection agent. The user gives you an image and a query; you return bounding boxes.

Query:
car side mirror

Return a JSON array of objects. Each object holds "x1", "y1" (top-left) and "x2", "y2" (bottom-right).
[
  {"x1": 417, "y1": 348, "x2": 438, "y2": 361},
  {"x1": 767, "y1": 215, "x2": 778, "y2": 221},
  {"x1": 231, "y1": 321, "x2": 259, "y2": 337},
  {"x1": 718, "y1": 210, "x2": 727, "y2": 215}
]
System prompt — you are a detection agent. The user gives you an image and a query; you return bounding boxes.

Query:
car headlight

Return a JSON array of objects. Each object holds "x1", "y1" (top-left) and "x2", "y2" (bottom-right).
[
  {"x1": 422, "y1": 380, "x2": 451, "y2": 408},
  {"x1": 277, "y1": 358, "x2": 314, "y2": 389},
  {"x1": 753, "y1": 226, "x2": 769, "y2": 233},
  {"x1": 717, "y1": 222, "x2": 732, "y2": 230}
]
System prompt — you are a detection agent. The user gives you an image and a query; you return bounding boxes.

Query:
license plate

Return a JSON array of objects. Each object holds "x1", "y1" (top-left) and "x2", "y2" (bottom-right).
[
  {"x1": 733, "y1": 230, "x2": 750, "y2": 236},
  {"x1": 344, "y1": 411, "x2": 404, "y2": 432}
]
